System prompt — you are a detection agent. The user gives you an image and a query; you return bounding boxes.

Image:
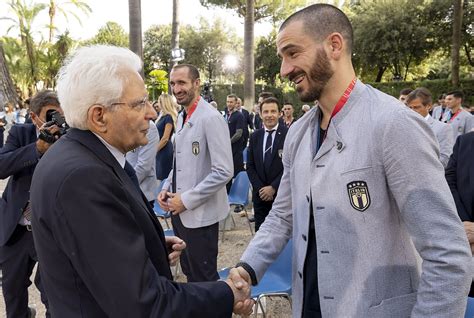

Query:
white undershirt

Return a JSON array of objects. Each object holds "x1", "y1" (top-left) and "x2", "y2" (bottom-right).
[
  {"x1": 262, "y1": 123, "x2": 279, "y2": 158},
  {"x1": 93, "y1": 133, "x2": 126, "y2": 168}
]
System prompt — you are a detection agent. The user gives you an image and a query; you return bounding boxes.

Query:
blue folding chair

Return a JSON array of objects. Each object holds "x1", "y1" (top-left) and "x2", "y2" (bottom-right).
[
  {"x1": 243, "y1": 147, "x2": 249, "y2": 165},
  {"x1": 466, "y1": 297, "x2": 474, "y2": 318},
  {"x1": 219, "y1": 240, "x2": 292, "y2": 317},
  {"x1": 222, "y1": 171, "x2": 253, "y2": 240},
  {"x1": 153, "y1": 182, "x2": 171, "y2": 229}
]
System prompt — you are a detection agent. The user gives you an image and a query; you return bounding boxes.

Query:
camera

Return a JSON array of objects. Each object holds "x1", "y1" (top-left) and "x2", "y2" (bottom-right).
[{"x1": 38, "y1": 110, "x2": 69, "y2": 144}]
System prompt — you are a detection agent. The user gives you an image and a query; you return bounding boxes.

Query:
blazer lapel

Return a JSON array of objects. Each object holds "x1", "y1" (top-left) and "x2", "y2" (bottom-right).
[
  {"x1": 269, "y1": 126, "x2": 285, "y2": 162},
  {"x1": 256, "y1": 129, "x2": 264, "y2": 169}
]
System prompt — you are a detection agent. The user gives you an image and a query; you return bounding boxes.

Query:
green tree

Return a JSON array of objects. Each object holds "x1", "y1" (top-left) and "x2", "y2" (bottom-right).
[
  {"x1": 143, "y1": 20, "x2": 240, "y2": 82},
  {"x1": 82, "y1": 22, "x2": 129, "y2": 47},
  {"x1": 255, "y1": 30, "x2": 280, "y2": 86},
  {"x1": 350, "y1": 0, "x2": 437, "y2": 82},
  {"x1": 2, "y1": 0, "x2": 47, "y2": 94},
  {"x1": 46, "y1": 0, "x2": 91, "y2": 43},
  {"x1": 199, "y1": 0, "x2": 306, "y2": 107}
]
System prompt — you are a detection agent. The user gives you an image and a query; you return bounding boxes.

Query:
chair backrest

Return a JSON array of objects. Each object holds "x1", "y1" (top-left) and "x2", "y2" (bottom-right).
[
  {"x1": 228, "y1": 171, "x2": 250, "y2": 206},
  {"x1": 465, "y1": 297, "x2": 474, "y2": 318}
]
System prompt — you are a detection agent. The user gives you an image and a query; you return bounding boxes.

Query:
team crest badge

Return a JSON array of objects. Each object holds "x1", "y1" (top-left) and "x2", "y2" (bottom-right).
[
  {"x1": 347, "y1": 181, "x2": 371, "y2": 212},
  {"x1": 192, "y1": 141, "x2": 200, "y2": 156},
  {"x1": 278, "y1": 149, "x2": 283, "y2": 158}
]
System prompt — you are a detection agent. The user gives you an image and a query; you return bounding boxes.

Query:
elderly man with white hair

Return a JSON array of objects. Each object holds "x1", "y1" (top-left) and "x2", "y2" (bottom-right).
[{"x1": 29, "y1": 45, "x2": 253, "y2": 317}]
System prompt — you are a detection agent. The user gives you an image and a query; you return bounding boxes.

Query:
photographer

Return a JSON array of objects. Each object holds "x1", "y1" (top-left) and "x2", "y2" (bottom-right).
[{"x1": 0, "y1": 90, "x2": 63, "y2": 317}]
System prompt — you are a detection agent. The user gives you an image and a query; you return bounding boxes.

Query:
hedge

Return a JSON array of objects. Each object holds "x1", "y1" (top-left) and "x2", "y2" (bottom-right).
[{"x1": 208, "y1": 78, "x2": 474, "y2": 119}]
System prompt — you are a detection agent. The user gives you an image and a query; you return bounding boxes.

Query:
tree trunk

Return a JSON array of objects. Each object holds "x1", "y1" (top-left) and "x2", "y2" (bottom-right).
[
  {"x1": 171, "y1": 0, "x2": 180, "y2": 69},
  {"x1": 128, "y1": 0, "x2": 144, "y2": 77},
  {"x1": 451, "y1": 0, "x2": 463, "y2": 87},
  {"x1": 0, "y1": 43, "x2": 21, "y2": 110},
  {"x1": 49, "y1": 0, "x2": 56, "y2": 43},
  {"x1": 375, "y1": 66, "x2": 386, "y2": 82},
  {"x1": 243, "y1": 0, "x2": 255, "y2": 111}
]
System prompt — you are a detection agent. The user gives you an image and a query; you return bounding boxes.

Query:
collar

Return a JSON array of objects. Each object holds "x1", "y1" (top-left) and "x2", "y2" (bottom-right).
[
  {"x1": 93, "y1": 133, "x2": 126, "y2": 168},
  {"x1": 424, "y1": 114, "x2": 430, "y2": 120}
]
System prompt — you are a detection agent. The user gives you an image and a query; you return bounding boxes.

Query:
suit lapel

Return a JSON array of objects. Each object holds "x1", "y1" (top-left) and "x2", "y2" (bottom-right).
[
  {"x1": 269, "y1": 126, "x2": 285, "y2": 162},
  {"x1": 256, "y1": 129, "x2": 264, "y2": 169}
]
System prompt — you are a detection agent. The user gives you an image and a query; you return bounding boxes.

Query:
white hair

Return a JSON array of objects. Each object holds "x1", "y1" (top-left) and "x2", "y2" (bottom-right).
[{"x1": 56, "y1": 45, "x2": 142, "y2": 129}]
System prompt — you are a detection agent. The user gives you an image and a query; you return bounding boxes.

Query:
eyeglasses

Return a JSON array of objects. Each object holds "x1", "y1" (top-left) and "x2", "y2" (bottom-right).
[{"x1": 111, "y1": 96, "x2": 149, "y2": 111}]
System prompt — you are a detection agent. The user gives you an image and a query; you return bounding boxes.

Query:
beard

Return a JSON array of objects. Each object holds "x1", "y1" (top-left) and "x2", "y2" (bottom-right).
[
  {"x1": 175, "y1": 86, "x2": 196, "y2": 107},
  {"x1": 296, "y1": 48, "x2": 334, "y2": 103}
]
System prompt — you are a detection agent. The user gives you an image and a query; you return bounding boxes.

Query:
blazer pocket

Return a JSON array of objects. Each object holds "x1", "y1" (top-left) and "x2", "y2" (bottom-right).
[{"x1": 367, "y1": 292, "x2": 417, "y2": 318}]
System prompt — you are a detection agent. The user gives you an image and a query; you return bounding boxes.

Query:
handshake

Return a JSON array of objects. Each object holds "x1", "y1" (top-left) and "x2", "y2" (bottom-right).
[{"x1": 225, "y1": 266, "x2": 255, "y2": 316}]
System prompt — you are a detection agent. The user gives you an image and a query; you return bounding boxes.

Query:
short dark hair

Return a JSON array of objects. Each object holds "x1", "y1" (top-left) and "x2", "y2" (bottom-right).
[
  {"x1": 406, "y1": 87, "x2": 432, "y2": 106},
  {"x1": 261, "y1": 97, "x2": 281, "y2": 112},
  {"x1": 226, "y1": 94, "x2": 238, "y2": 101},
  {"x1": 280, "y1": 4, "x2": 353, "y2": 54},
  {"x1": 438, "y1": 94, "x2": 446, "y2": 100},
  {"x1": 29, "y1": 90, "x2": 60, "y2": 115},
  {"x1": 283, "y1": 102, "x2": 294, "y2": 108},
  {"x1": 258, "y1": 91, "x2": 274, "y2": 100},
  {"x1": 172, "y1": 64, "x2": 200, "y2": 81},
  {"x1": 446, "y1": 90, "x2": 464, "y2": 101},
  {"x1": 399, "y1": 88, "x2": 413, "y2": 96}
]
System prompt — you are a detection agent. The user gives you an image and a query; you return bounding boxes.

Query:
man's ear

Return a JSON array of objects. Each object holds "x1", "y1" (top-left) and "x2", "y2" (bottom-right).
[
  {"x1": 327, "y1": 32, "x2": 344, "y2": 60},
  {"x1": 88, "y1": 105, "x2": 107, "y2": 133}
]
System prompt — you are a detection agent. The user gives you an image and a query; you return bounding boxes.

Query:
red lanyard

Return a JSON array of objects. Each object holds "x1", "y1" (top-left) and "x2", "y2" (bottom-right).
[
  {"x1": 322, "y1": 77, "x2": 357, "y2": 141},
  {"x1": 449, "y1": 109, "x2": 461, "y2": 122},
  {"x1": 184, "y1": 96, "x2": 200, "y2": 123},
  {"x1": 330, "y1": 77, "x2": 357, "y2": 119}
]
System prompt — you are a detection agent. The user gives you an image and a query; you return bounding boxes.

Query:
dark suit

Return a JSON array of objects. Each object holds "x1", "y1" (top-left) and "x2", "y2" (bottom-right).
[
  {"x1": 446, "y1": 131, "x2": 474, "y2": 297},
  {"x1": 446, "y1": 131, "x2": 474, "y2": 222},
  {"x1": 30, "y1": 128, "x2": 233, "y2": 317},
  {"x1": 0, "y1": 123, "x2": 49, "y2": 317},
  {"x1": 246, "y1": 125, "x2": 288, "y2": 231},
  {"x1": 252, "y1": 113, "x2": 262, "y2": 131},
  {"x1": 241, "y1": 108, "x2": 253, "y2": 150}
]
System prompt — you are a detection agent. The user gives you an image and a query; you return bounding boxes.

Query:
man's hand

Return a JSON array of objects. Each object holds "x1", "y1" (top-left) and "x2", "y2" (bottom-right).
[
  {"x1": 167, "y1": 192, "x2": 186, "y2": 215},
  {"x1": 36, "y1": 124, "x2": 61, "y2": 154},
  {"x1": 259, "y1": 186, "x2": 275, "y2": 201},
  {"x1": 157, "y1": 190, "x2": 169, "y2": 211},
  {"x1": 165, "y1": 235, "x2": 186, "y2": 266},
  {"x1": 226, "y1": 267, "x2": 254, "y2": 316},
  {"x1": 464, "y1": 221, "x2": 474, "y2": 243},
  {"x1": 226, "y1": 267, "x2": 255, "y2": 316}
]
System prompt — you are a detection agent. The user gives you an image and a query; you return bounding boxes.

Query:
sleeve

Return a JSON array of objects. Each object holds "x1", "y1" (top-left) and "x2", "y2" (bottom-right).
[
  {"x1": 437, "y1": 123, "x2": 454, "y2": 168},
  {"x1": 240, "y1": 129, "x2": 294, "y2": 282},
  {"x1": 133, "y1": 123, "x2": 159, "y2": 183},
  {"x1": 53, "y1": 166, "x2": 234, "y2": 317},
  {"x1": 246, "y1": 133, "x2": 265, "y2": 192},
  {"x1": 0, "y1": 126, "x2": 40, "y2": 179},
  {"x1": 181, "y1": 114, "x2": 233, "y2": 211},
  {"x1": 445, "y1": 136, "x2": 470, "y2": 221},
  {"x1": 381, "y1": 108, "x2": 471, "y2": 317}
]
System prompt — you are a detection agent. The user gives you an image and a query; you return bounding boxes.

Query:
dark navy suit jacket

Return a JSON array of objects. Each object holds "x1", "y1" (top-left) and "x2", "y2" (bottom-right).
[
  {"x1": 246, "y1": 125, "x2": 288, "y2": 199},
  {"x1": 30, "y1": 128, "x2": 233, "y2": 317},
  {"x1": 446, "y1": 131, "x2": 474, "y2": 222},
  {"x1": 0, "y1": 124, "x2": 39, "y2": 246}
]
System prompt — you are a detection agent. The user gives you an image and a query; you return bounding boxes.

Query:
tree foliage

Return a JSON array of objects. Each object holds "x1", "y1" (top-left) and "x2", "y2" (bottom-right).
[
  {"x1": 255, "y1": 29, "x2": 280, "y2": 86},
  {"x1": 199, "y1": 0, "x2": 306, "y2": 23},
  {"x1": 143, "y1": 19, "x2": 241, "y2": 81},
  {"x1": 82, "y1": 22, "x2": 129, "y2": 47}
]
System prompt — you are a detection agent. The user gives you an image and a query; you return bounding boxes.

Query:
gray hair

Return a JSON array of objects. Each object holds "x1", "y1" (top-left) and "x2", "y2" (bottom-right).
[{"x1": 56, "y1": 45, "x2": 142, "y2": 129}]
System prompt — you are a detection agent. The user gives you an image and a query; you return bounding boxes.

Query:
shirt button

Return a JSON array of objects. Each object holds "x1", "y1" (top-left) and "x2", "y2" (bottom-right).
[
  {"x1": 336, "y1": 141, "x2": 343, "y2": 151},
  {"x1": 298, "y1": 271, "x2": 303, "y2": 279},
  {"x1": 306, "y1": 195, "x2": 310, "y2": 202},
  {"x1": 302, "y1": 234, "x2": 307, "y2": 241}
]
